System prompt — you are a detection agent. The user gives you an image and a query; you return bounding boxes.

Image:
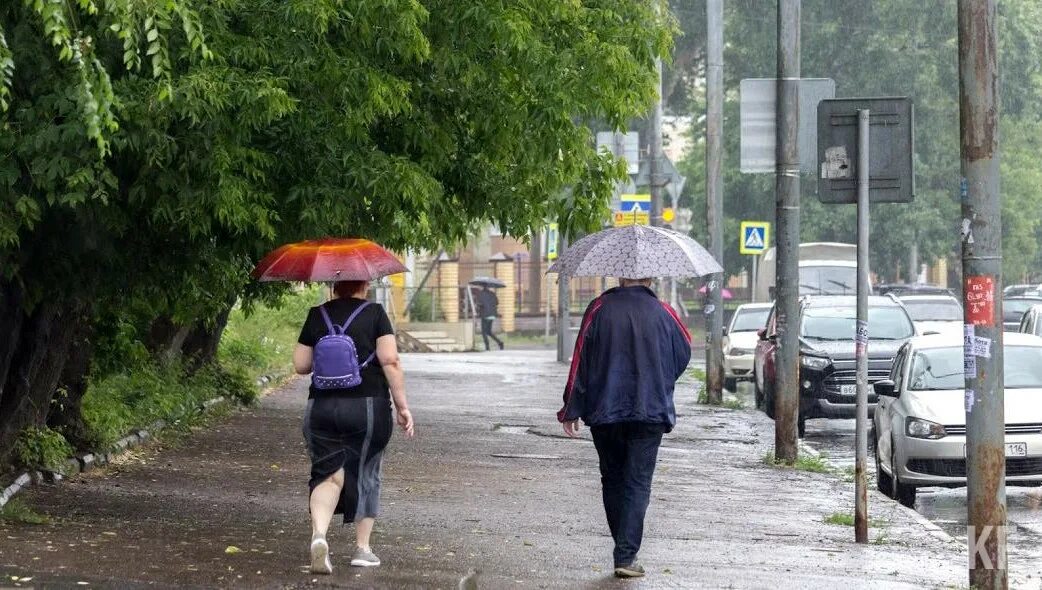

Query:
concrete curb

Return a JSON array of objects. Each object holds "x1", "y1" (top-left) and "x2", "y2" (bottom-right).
[
  {"x1": 807, "y1": 441, "x2": 961, "y2": 547},
  {"x1": 0, "y1": 371, "x2": 282, "y2": 511}
]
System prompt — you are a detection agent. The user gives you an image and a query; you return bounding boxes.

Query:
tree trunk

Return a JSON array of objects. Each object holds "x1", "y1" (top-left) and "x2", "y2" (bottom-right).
[
  {"x1": 181, "y1": 304, "x2": 233, "y2": 372},
  {"x1": 0, "y1": 296, "x2": 78, "y2": 467},
  {"x1": 47, "y1": 309, "x2": 95, "y2": 449}
]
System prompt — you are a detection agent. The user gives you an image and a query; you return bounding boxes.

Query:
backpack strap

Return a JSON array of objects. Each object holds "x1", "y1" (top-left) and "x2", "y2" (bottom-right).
[
  {"x1": 339, "y1": 301, "x2": 372, "y2": 333},
  {"x1": 359, "y1": 351, "x2": 376, "y2": 369},
  {"x1": 318, "y1": 305, "x2": 338, "y2": 335}
]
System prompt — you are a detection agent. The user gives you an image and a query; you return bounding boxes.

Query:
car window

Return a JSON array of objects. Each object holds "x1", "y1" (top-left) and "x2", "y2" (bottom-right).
[
  {"x1": 800, "y1": 305, "x2": 915, "y2": 341},
  {"x1": 901, "y1": 300, "x2": 962, "y2": 321},
  {"x1": 891, "y1": 345, "x2": 909, "y2": 391},
  {"x1": 731, "y1": 307, "x2": 771, "y2": 332},
  {"x1": 908, "y1": 345, "x2": 1042, "y2": 390},
  {"x1": 799, "y1": 266, "x2": 857, "y2": 296},
  {"x1": 1004, "y1": 299, "x2": 1039, "y2": 322}
]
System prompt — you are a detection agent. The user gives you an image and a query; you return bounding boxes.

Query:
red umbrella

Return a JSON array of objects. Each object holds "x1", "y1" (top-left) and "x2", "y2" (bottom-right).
[{"x1": 252, "y1": 238, "x2": 407, "y2": 282}]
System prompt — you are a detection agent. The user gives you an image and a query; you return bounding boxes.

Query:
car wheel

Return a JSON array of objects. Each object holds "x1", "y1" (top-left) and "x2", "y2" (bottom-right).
[
  {"x1": 725, "y1": 376, "x2": 737, "y2": 392},
  {"x1": 890, "y1": 438, "x2": 917, "y2": 508},
  {"x1": 797, "y1": 415, "x2": 807, "y2": 439},
  {"x1": 873, "y1": 428, "x2": 894, "y2": 497},
  {"x1": 754, "y1": 376, "x2": 764, "y2": 410}
]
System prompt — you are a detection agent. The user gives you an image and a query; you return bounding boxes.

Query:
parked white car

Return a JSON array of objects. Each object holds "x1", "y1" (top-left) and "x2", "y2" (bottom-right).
[
  {"x1": 723, "y1": 303, "x2": 773, "y2": 391},
  {"x1": 1017, "y1": 304, "x2": 1042, "y2": 337},
  {"x1": 896, "y1": 294, "x2": 963, "y2": 339},
  {"x1": 872, "y1": 332, "x2": 1042, "y2": 507}
]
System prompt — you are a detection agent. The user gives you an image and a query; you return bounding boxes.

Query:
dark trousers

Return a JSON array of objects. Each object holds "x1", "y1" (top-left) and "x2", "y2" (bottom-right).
[
  {"x1": 590, "y1": 423, "x2": 663, "y2": 567},
  {"x1": 481, "y1": 318, "x2": 503, "y2": 350}
]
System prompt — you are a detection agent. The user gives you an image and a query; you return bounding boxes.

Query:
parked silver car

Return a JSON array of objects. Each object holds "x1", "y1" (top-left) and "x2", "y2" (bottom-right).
[
  {"x1": 896, "y1": 294, "x2": 963, "y2": 339},
  {"x1": 1017, "y1": 304, "x2": 1042, "y2": 337},
  {"x1": 872, "y1": 332, "x2": 1042, "y2": 507},
  {"x1": 723, "y1": 303, "x2": 772, "y2": 391}
]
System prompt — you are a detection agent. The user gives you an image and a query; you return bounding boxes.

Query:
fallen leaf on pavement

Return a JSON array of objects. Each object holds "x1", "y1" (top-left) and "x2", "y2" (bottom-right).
[{"x1": 225, "y1": 546, "x2": 242, "y2": 554}]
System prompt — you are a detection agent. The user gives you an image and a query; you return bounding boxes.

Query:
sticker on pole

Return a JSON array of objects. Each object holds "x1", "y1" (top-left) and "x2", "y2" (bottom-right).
[
  {"x1": 855, "y1": 319, "x2": 869, "y2": 355},
  {"x1": 739, "y1": 221, "x2": 770, "y2": 255},
  {"x1": 965, "y1": 276, "x2": 995, "y2": 326}
]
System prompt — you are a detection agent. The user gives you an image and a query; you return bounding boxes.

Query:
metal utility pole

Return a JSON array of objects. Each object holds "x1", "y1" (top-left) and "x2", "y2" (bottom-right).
[
  {"x1": 853, "y1": 109, "x2": 871, "y2": 544},
  {"x1": 958, "y1": 0, "x2": 1006, "y2": 586},
  {"x1": 773, "y1": 0, "x2": 801, "y2": 463},
  {"x1": 704, "y1": 0, "x2": 725, "y2": 404},
  {"x1": 556, "y1": 232, "x2": 570, "y2": 363}
]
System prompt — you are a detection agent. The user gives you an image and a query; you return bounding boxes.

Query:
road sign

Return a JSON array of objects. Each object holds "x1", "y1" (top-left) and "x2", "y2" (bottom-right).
[
  {"x1": 739, "y1": 78, "x2": 836, "y2": 174},
  {"x1": 662, "y1": 207, "x2": 675, "y2": 223},
  {"x1": 739, "y1": 221, "x2": 770, "y2": 255},
  {"x1": 546, "y1": 223, "x2": 559, "y2": 260},
  {"x1": 596, "y1": 131, "x2": 640, "y2": 175},
  {"x1": 615, "y1": 194, "x2": 651, "y2": 227},
  {"x1": 633, "y1": 156, "x2": 686, "y2": 206},
  {"x1": 816, "y1": 97, "x2": 914, "y2": 204}
]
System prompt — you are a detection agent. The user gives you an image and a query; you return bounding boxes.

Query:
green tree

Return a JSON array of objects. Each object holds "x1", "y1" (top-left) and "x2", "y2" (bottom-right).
[{"x1": 0, "y1": 0, "x2": 673, "y2": 466}]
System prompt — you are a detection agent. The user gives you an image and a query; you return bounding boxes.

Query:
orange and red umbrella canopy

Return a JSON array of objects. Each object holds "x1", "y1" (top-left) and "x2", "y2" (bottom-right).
[{"x1": 252, "y1": 238, "x2": 407, "y2": 282}]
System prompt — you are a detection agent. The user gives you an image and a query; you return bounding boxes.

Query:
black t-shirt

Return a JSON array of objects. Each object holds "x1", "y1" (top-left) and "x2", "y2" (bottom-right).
[{"x1": 297, "y1": 298, "x2": 395, "y2": 399}]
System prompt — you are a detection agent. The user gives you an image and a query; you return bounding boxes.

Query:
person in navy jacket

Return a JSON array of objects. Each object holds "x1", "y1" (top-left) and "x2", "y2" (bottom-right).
[{"x1": 558, "y1": 278, "x2": 692, "y2": 578}]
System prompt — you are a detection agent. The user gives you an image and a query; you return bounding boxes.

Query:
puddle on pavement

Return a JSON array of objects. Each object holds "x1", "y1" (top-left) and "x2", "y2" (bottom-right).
[{"x1": 491, "y1": 424, "x2": 532, "y2": 435}]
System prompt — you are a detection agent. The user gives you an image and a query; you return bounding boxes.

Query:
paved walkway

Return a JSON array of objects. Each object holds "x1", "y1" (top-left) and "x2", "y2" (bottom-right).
[{"x1": 0, "y1": 351, "x2": 978, "y2": 589}]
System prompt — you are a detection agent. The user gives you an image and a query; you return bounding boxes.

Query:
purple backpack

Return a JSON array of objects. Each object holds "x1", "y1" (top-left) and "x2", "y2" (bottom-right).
[{"x1": 312, "y1": 302, "x2": 375, "y2": 390}]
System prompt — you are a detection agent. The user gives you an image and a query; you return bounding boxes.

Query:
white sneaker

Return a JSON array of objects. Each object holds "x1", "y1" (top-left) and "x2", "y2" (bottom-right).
[
  {"x1": 310, "y1": 537, "x2": 333, "y2": 574},
  {"x1": 350, "y1": 547, "x2": 381, "y2": 567}
]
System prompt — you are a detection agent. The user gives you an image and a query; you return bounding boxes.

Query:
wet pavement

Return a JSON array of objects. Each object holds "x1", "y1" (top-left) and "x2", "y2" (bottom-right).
[
  {"x1": 0, "y1": 351, "x2": 981, "y2": 588},
  {"x1": 764, "y1": 382, "x2": 1042, "y2": 585}
]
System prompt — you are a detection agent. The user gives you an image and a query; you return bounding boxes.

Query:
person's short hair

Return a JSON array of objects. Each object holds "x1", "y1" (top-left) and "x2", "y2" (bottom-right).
[
  {"x1": 333, "y1": 280, "x2": 369, "y2": 298},
  {"x1": 620, "y1": 278, "x2": 653, "y2": 287}
]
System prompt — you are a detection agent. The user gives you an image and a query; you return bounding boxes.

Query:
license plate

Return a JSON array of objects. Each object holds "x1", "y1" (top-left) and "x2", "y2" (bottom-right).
[
  {"x1": 963, "y1": 442, "x2": 1028, "y2": 457},
  {"x1": 840, "y1": 384, "x2": 857, "y2": 396}
]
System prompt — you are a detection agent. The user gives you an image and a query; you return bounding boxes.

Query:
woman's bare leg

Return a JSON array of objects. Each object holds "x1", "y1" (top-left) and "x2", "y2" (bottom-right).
[
  {"x1": 310, "y1": 468, "x2": 345, "y2": 539},
  {"x1": 355, "y1": 517, "x2": 376, "y2": 550}
]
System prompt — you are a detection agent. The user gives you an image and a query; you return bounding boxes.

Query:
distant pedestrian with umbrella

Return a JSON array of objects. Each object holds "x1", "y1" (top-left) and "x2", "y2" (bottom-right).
[
  {"x1": 253, "y1": 238, "x2": 416, "y2": 575},
  {"x1": 470, "y1": 276, "x2": 505, "y2": 351},
  {"x1": 549, "y1": 224, "x2": 721, "y2": 578}
]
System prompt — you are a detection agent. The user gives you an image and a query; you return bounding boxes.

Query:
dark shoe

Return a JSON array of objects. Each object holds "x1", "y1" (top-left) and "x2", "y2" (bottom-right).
[
  {"x1": 613, "y1": 562, "x2": 645, "y2": 578},
  {"x1": 498, "y1": 341, "x2": 504, "y2": 350}
]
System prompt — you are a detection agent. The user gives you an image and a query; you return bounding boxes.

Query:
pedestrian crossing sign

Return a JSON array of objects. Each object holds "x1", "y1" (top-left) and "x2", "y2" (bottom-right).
[
  {"x1": 614, "y1": 194, "x2": 651, "y2": 227},
  {"x1": 740, "y1": 221, "x2": 770, "y2": 255}
]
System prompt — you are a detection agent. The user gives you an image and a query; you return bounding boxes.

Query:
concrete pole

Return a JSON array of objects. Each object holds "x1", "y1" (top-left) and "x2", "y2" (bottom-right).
[
  {"x1": 773, "y1": 0, "x2": 801, "y2": 464},
  {"x1": 854, "y1": 109, "x2": 871, "y2": 544},
  {"x1": 704, "y1": 0, "x2": 725, "y2": 404},
  {"x1": 650, "y1": 59, "x2": 664, "y2": 226},
  {"x1": 528, "y1": 230, "x2": 542, "y2": 314},
  {"x1": 556, "y1": 232, "x2": 570, "y2": 363},
  {"x1": 958, "y1": 0, "x2": 1007, "y2": 586}
]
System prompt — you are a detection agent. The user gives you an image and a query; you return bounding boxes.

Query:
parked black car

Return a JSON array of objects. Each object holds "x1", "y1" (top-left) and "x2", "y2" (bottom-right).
[{"x1": 757, "y1": 295, "x2": 917, "y2": 437}]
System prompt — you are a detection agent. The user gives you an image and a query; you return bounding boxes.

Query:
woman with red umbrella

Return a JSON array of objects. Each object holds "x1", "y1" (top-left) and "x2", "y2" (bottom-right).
[{"x1": 254, "y1": 239, "x2": 415, "y2": 574}]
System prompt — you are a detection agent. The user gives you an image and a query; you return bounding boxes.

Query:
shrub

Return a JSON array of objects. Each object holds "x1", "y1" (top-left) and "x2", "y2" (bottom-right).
[{"x1": 14, "y1": 427, "x2": 73, "y2": 472}]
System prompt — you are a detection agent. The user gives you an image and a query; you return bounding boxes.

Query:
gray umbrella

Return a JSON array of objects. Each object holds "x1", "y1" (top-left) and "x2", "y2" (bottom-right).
[{"x1": 546, "y1": 224, "x2": 722, "y2": 278}]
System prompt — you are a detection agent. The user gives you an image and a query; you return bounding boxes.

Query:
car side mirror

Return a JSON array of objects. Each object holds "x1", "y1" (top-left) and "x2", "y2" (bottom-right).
[
  {"x1": 874, "y1": 379, "x2": 897, "y2": 397},
  {"x1": 722, "y1": 326, "x2": 729, "y2": 336},
  {"x1": 757, "y1": 328, "x2": 767, "y2": 341},
  {"x1": 923, "y1": 331, "x2": 940, "y2": 336}
]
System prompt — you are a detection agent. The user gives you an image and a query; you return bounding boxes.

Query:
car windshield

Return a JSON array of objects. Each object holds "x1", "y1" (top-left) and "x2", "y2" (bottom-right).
[
  {"x1": 731, "y1": 308, "x2": 771, "y2": 332},
  {"x1": 1004, "y1": 299, "x2": 1040, "y2": 321},
  {"x1": 902, "y1": 300, "x2": 962, "y2": 321},
  {"x1": 909, "y1": 345, "x2": 1042, "y2": 390},
  {"x1": 800, "y1": 306, "x2": 915, "y2": 341},
  {"x1": 799, "y1": 265, "x2": 857, "y2": 296}
]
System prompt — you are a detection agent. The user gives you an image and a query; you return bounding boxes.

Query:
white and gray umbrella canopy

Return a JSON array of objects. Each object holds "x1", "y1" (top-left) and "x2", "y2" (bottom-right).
[{"x1": 546, "y1": 224, "x2": 723, "y2": 279}]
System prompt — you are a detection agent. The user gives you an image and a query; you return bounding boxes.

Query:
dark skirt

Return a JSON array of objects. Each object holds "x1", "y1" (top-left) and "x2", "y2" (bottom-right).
[{"x1": 303, "y1": 396, "x2": 393, "y2": 522}]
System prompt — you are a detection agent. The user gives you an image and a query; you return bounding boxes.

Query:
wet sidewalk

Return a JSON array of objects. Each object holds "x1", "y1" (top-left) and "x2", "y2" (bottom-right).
[{"x1": 0, "y1": 351, "x2": 974, "y2": 589}]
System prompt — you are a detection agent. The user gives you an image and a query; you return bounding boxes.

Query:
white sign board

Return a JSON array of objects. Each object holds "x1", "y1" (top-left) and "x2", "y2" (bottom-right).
[
  {"x1": 739, "y1": 78, "x2": 836, "y2": 174},
  {"x1": 596, "y1": 131, "x2": 640, "y2": 175}
]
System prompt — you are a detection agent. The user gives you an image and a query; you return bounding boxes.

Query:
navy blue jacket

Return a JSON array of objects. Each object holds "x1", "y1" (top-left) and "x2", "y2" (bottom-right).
[{"x1": 557, "y1": 286, "x2": 692, "y2": 431}]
